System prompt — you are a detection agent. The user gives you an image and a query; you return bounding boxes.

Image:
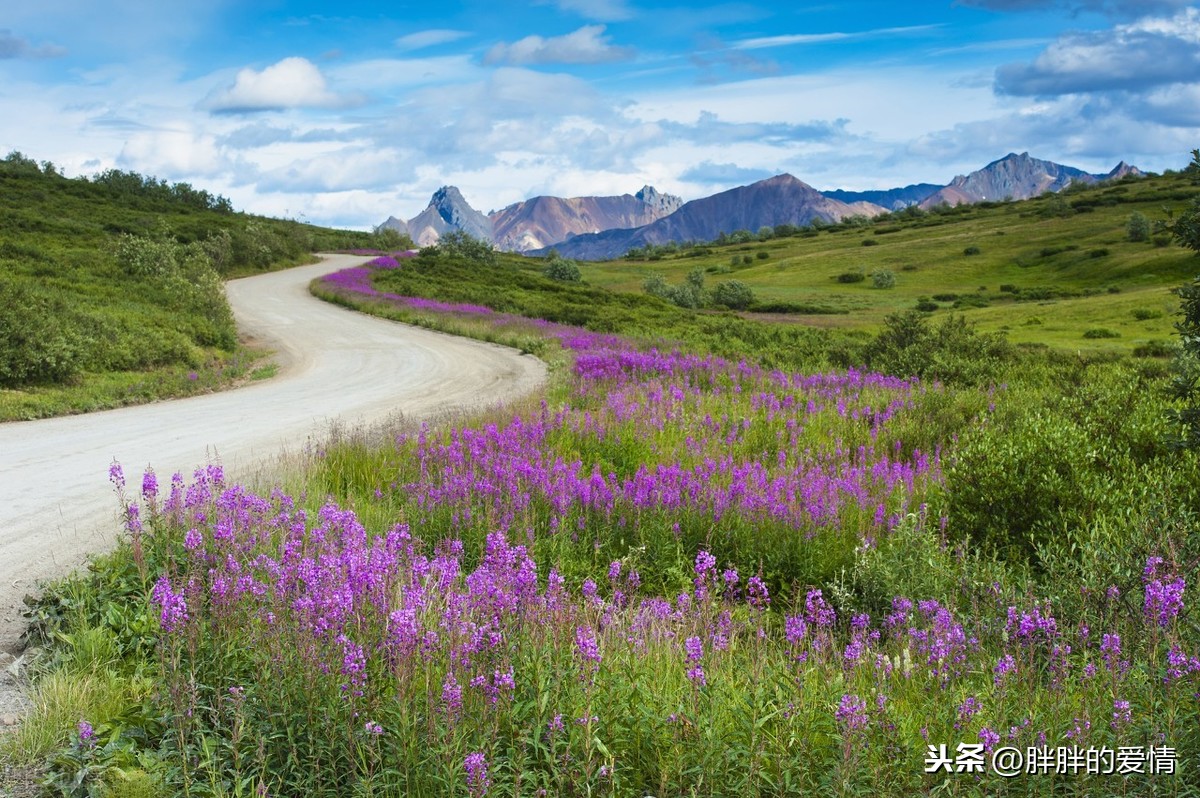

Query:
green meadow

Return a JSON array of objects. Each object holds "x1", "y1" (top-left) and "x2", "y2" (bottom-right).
[{"x1": 580, "y1": 169, "x2": 1199, "y2": 354}]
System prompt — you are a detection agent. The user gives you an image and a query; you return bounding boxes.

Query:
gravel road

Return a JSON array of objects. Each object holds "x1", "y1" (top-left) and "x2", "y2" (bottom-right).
[{"x1": 0, "y1": 253, "x2": 546, "y2": 656}]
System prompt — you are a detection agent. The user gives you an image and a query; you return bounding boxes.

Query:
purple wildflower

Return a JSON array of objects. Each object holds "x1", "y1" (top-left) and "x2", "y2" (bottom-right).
[
  {"x1": 464, "y1": 751, "x2": 490, "y2": 797},
  {"x1": 150, "y1": 575, "x2": 188, "y2": 633},
  {"x1": 835, "y1": 694, "x2": 869, "y2": 732}
]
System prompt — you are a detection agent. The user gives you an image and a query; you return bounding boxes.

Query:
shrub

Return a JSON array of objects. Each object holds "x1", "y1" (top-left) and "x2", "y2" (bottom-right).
[
  {"x1": 963, "y1": 246, "x2": 981, "y2": 256},
  {"x1": 1168, "y1": 273, "x2": 1200, "y2": 449},
  {"x1": 1089, "y1": 248, "x2": 1110, "y2": 258},
  {"x1": 861, "y1": 239, "x2": 878, "y2": 247},
  {"x1": 711, "y1": 280, "x2": 756, "y2": 310},
  {"x1": 998, "y1": 284, "x2": 1017, "y2": 293},
  {"x1": 742, "y1": 255, "x2": 754, "y2": 265},
  {"x1": 870, "y1": 269, "x2": 896, "y2": 289},
  {"x1": 1127, "y1": 212, "x2": 1151, "y2": 242},
  {"x1": 915, "y1": 299, "x2": 938, "y2": 312},
  {"x1": 1134, "y1": 340, "x2": 1173, "y2": 358},
  {"x1": 861, "y1": 310, "x2": 1011, "y2": 385},
  {"x1": 0, "y1": 279, "x2": 83, "y2": 387},
  {"x1": 1083, "y1": 328, "x2": 1121, "y2": 339},
  {"x1": 542, "y1": 255, "x2": 582, "y2": 282},
  {"x1": 931, "y1": 293, "x2": 959, "y2": 302},
  {"x1": 756, "y1": 250, "x2": 769, "y2": 260},
  {"x1": 899, "y1": 264, "x2": 918, "y2": 272},
  {"x1": 835, "y1": 270, "x2": 865, "y2": 283},
  {"x1": 1132, "y1": 308, "x2": 1164, "y2": 321}
]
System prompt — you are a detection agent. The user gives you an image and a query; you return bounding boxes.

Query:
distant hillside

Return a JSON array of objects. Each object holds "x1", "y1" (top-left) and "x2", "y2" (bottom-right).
[
  {"x1": 490, "y1": 186, "x2": 682, "y2": 252},
  {"x1": 918, "y1": 152, "x2": 1141, "y2": 209},
  {"x1": 0, "y1": 150, "x2": 372, "y2": 419},
  {"x1": 823, "y1": 183, "x2": 940, "y2": 210},
  {"x1": 542, "y1": 174, "x2": 887, "y2": 261}
]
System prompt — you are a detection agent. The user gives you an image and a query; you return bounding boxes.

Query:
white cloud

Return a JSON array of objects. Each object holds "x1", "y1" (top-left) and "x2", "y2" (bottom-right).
[
  {"x1": 996, "y1": 8, "x2": 1200, "y2": 95},
  {"x1": 734, "y1": 24, "x2": 943, "y2": 51},
  {"x1": 204, "y1": 57, "x2": 353, "y2": 113},
  {"x1": 484, "y1": 25, "x2": 635, "y2": 65},
  {"x1": 117, "y1": 126, "x2": 229, "y2": 177},
  {"x1": 395, "y1": 29, "x2": 470, "y2": 51}
]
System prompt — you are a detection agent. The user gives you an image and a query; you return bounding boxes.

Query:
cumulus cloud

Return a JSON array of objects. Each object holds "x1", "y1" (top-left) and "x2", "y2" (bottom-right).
[
  {"x1": 204, "y1": 57, "x2": 354, "y2": 113},
  {"x1": 996, "y1": 8, "x2": 1200, "y2": 95},
  {"x1": 117, "y1": 127, "x2": 229, "y2": 177},
  {"x1": 395, "y1": 29, "x2": 470, "y2": 51},
  {"x1": 0, "y1": 29, "x2": 65, "y2": 59},
  {"x1": 957, "y1": 0, "x2": 1194, "y2": 16},
  {"x1": 484, "y1": 25, "x2": 634, "y2": 65}
]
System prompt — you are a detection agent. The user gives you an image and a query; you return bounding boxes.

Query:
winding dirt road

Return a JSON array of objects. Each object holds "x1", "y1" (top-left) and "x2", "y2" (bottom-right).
[{"x1": 0, "y1": 254, "x2": 546, "y2": 654}]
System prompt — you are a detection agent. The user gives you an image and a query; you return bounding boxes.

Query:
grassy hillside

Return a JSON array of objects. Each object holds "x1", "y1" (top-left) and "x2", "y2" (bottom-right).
[
  {"x1": 0, "y1": 152, "x2": 377, "y2": 420},
  {"x1": 579, "y1": 169, "x2": 1200, "y2": 354}
]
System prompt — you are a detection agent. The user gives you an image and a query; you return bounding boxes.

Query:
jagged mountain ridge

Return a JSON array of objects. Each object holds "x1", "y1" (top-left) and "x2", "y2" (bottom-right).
[
  {"x1": 375, "y1": 152, "x2": 1143, "y2": 260},
  {"x1": 917, "y1": 152, "x2": 1141, "y2": 209},
  {"x1": 378, "y1": 185, "x2": 682, "y2": 252},
  {"x1": 823, "y1": 183, "x2": 941, "y2": 211},
  {"x1": 490, "y1": 186, "x2": 682, "y2": 252},
  {"x1": 537, "y1": 174, "x2": 888, "y2": 261}
]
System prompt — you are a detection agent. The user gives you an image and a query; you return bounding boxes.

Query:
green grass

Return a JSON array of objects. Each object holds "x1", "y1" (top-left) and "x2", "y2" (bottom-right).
[
  {"x1": 0, "y1": 152, "x2": 378, "y2": 420},
  {"x1": 576, "y1": 172, "x2": 1200, "y2": 353}
]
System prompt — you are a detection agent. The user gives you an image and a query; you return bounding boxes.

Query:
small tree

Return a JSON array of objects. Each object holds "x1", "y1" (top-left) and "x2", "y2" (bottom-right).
[
  {"x1": 712, "y1": 280, "x2": 755, "y2": 310},
  {"x1": 1127, "y1": 212, "x2": 1151, "y2": 243},
  {"x1": 1168, "y1": 274, "x2": 1200, "y2": 449},
  {"x1": 871, "y1": 269, "x2": 896, "y2": 289},
  {"x1": 543, "y1": 253, "x2": 582, "y2": 282},
  {"x1": 1173, "y1": 150, "x2": 1200, "y2": 256}
]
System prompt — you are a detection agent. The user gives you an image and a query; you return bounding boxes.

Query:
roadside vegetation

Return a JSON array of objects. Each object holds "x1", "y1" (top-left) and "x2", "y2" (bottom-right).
[
  {"x1": 5, "y1": 153, "x2": 1200, "y2": 796},
  {"x1": 0, "y1": 151, "x2": 378, "y2": 421}
]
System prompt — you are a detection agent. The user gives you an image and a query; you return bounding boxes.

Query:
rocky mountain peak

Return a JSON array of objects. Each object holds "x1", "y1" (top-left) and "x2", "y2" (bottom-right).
[{"x1": 635, "y1": 185, "x2": 683, "y2": 217}]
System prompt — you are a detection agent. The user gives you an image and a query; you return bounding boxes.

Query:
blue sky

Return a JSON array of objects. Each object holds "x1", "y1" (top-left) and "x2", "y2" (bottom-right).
[{"x1": 2, "y1": 0, "x2": 1199, "y2": 228}]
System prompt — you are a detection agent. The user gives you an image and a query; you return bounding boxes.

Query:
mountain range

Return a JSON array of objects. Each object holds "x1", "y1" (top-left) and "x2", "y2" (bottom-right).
[
  {"x1": 377, "y1": 152, "x2": 1143, "y2": 261},
  {"x1": 379, "y1": 185, "x2": 683, "y2": 251}
]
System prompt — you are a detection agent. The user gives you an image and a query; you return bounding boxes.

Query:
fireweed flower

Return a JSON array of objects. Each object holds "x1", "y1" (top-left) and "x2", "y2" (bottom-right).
[
  {"x1": 151, "y1": 575, "x2": 188, "y2": 633},
  {"x1": 979, "y1": 727, "x2": 1000, "y2": 752},
  {"x1": 1144, "y1": 570, "x2": 1186, "y2": 628},
  {"x1": 464, "y1": 752, "x2": 490, "y2": 797},
  {"x1": 684, "y1": 636, "x2": 706, "y2": 686},
  {"x1": 994, "y1": 653, "x2": 1016, "y2": 686},
  {"x1": 77, "y1": 719, "x2": 95, "y2": 749},
  {"x1": 835, "y1": 694, "x2": 869, "y2": 732},
  {"x1": 1111, "y1": 699, "x2": 1132, "y2": 729}
]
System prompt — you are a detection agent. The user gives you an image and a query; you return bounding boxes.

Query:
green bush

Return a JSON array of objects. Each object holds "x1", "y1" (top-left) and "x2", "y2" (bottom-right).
[
  {"x1": 861, "y1": 310, "x2": 1011, "y2": 385},
  {"x1": 542, "y1": 254, "x2": 582, "y2": 282},
  {"x1": 0, "y1": 279, "x2": 83, "y2": 387},
  {"x1": 963, "y1": 245, "x2": 981, "y2": 256},
  {"x1": 1083, "y1": 328, "x2": 1121, "y2": 339},
  {"x1": 835, "y1": 270, "x2": 865, "y2": 283},
  {"x1": 1132, "y1": 308, "x2": 1163, "y2": 321},
  {"x1": 1127, "y1": 212, "x2": 1150, "y2": 242},
  {"x1": 711, "y1": 280, "x2": 756, "y2": 310},
  {"x1": 870, "y1": 268, "x2": 896, "y2": 289}
]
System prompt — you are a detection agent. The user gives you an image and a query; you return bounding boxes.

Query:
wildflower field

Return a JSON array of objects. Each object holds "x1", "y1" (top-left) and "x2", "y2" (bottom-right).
[{"x1": 13, "y1": 246, "x2": 1200, "y2": 797}]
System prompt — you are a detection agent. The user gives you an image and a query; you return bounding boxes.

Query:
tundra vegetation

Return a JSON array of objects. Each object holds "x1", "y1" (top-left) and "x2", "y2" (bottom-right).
[
  {"x1": 5, "y1": 155, "x2": 1200, "y2": 797},
  {"x1": 0, "y1": 151, "x2": 379, "y2": 420}
]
